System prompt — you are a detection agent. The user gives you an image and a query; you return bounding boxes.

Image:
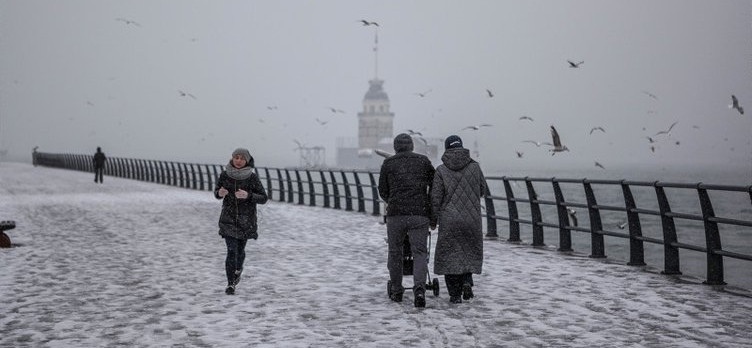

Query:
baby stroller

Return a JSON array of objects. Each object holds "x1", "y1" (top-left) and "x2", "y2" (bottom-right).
[{"x1": 387, "y1": 232, "x2": 440, "y2": 298}]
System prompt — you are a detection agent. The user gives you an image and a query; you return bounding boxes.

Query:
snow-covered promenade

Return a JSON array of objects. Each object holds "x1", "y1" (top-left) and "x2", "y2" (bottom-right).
[{"x1": 1, "y1": 162, "x2": 751, "y2": 347}]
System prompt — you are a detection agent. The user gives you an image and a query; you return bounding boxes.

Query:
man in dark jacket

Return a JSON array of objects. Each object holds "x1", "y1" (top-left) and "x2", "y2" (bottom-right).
[
  {"x1": 378, "y1": 133, "x2": 435, "y2": 308},
  {"x1": 93, "y1": 147, "x2": 106, "y2": 183}
]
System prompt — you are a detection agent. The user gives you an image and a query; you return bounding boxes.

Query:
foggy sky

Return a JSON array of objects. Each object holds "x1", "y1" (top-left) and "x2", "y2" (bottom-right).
[{"x1": 1, "y1": 0, "x2": 750, "y2": 175}]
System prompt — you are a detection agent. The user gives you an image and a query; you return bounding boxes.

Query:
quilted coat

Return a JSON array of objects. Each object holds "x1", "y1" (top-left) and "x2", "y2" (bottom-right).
[{"x1": 431, "y1": 148, "x2": 487, "y2": 275}]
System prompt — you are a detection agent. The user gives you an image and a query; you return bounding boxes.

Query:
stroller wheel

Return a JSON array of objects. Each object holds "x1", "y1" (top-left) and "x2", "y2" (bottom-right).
[
  {"x1": 387, "y1": 280, "x2": 392, "y2": 297},
  {"x1": 432, "y1": 278, "x2": 440, "y2": 297}
]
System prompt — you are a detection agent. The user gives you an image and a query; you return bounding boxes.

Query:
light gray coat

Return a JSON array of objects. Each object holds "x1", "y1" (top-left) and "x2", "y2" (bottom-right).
[{"x1": 431, "y1": 148, "x2": 487, "y2": 275}]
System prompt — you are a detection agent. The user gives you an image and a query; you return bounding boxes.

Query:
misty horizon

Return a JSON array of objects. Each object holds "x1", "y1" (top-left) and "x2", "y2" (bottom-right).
[{"x1": 1, "y1": 1, "x2": 750, "y2": 179}]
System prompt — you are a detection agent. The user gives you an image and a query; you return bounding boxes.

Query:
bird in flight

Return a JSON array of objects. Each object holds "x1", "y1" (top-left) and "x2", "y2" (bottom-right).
[
  {"x1": 653, "y1": 121, "x2": 678, "y2": 137},
  {"x1": 325, "y1": 107, "x2": 346, "y2": 114},
  {"x1": 522, "y1": 140, "x2": 548, "y2": 147},
  {"x1": 486, "y1": 89, "x2": 494, "y2": 98},
  {"x1": 549, "y1": 125, "x2": 569, "y2": 155},
  {"x1": 642, "y1": 90, "x2": 659, "y2": 101},
  {"x1": 617, "y1": 221, "x2": 628, "y2": 229},
  {"x1": 462, "y1": 124, "x2": 493, "y2": 131},
  {"x1": 730, "y1": 95, "x2": 744, "y2": 115},
  {"x1": 589, "y1": 126, "x2": 605, "y2": 135},
  {"x1": 116, "y1": 18, "x2": 141, "y2": 27},
  {"x1": 405, "y1": 129, "x2": 423, "y2": 136},
  {"x1": 178, "y1": 90, "x2": 196, "y2": 99},
  {"x1": 414, "y1": 89, "x2": 432, "y2": 98},
  {"x1": 515, "y1": 151, "x2": 524, "y2": 158},
  {"x1": 359, "y1": 20, "x2": 379, "y2": 27},
  {"x1": 594, "y1": 161, "x2": 605, "y2": 169},
  {"x1": 266, "y1": 106, "x2": 278, "y2": 110},
  {"x1": 567, "y1": 208, "x2": 578, "y2": 227},
  {"x1": 315, "y1": 118, "x2": 328, "y2": 126},
  {"x1": 567, "y1": 60, "x2": 584, "y2": 68},
  {"x1": 519, "y1": 115, "x2": 534, "y2": 122}
]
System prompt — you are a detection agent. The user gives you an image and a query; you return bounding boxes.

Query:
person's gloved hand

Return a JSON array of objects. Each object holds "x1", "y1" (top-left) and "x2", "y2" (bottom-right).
[
  {"x1": 218, "y1": 187, "x2": 229, "y2": 198},
  {"x1": 235, "y1": 189, "x2": 249, "y2": 199}
]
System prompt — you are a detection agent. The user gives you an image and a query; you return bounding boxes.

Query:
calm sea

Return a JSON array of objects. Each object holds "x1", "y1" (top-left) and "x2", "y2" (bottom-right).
[{"x1": 483, "y1": 164, "x2": 752, "y2": 291}]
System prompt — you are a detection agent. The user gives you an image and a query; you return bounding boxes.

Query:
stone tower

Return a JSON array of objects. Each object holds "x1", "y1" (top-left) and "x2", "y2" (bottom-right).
[{"x1": 357, "y1": 79, "x2": 394, "y2": 151}]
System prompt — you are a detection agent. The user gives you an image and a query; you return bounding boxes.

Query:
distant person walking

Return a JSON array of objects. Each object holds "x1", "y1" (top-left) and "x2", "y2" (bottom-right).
[
  {"x1": 32, "y1": 146, "x2": 39, "y2": 167},
  {"x1": 378, "y1": 133, "x2": 436, "y2": 308},
  {"x1": 214, "y1": 148, "x2": 268, "y2": 295},
  {"x1": 93, "y1": 147, "x2": 106, "y2": 183},
  {"x1": 431, "y1": 135, "x2": 487, "y2": 304}
]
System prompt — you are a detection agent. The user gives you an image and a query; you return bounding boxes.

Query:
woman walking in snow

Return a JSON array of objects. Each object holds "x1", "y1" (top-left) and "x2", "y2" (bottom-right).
[
  {"x1": 214, "y1": 148, "x2": 267, "y2": 295},
  {"x1": 431, "y1": 135, "x2": 487, "y2": 304}
]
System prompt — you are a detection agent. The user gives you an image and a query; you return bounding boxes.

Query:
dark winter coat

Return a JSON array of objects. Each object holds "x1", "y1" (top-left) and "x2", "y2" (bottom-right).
[
  {"x1": 214, "y1": 168, "x2": 268, "y2": 240},
  {"x1": 431, "y1": 148, "x2": 487, "y2": 275},
  {"x1": 378, "y1": 148, "x2": 435, "y2": 221},
  {"x1": 93, "y1": 151, "x2": 106, "y2": 168}
]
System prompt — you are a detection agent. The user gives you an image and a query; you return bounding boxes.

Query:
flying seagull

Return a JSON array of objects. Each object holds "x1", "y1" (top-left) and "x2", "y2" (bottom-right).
[
  {"x1": 116, "y1": 18, "x2": 141, "y2": 27},
  {"x1": 414, "y1": 89, "x2": 432, "y2": 98},
  {"x1": 642, "y1": 90, "x2": 659, "y2": 101},
  {"x1": 594, "y1": 161, "x2": 605, "y2": 169},
  {"x1": 567, "y1": 208, "x2": 578, "y2": 227},
  {"x1": 522, "y1": 140, "x2": 547, "y2": 147},
  {"x1": 589, "y1": 126, "x2": 605, "y2": 135},
  {"x1": 405, "y1": 129, "x2": 423, "y2": 136},
  {"x1": 359, "y1": 20, "x2": 379, "y2": 27},
  {"x1": 653, "y1": 121, "x2": 678, "y2": 137},
  {"x1": 325, "y1": 107, "x2": 346, "y2": 114},
  {"x1": 567, "y1": 60, "x2": 584, "y2": 68},
  {"x1": 178, "y1": 90, "x2": 196, "y2": 99},
  {"x1": 315, "y1": 118, "x2": 328, "y2": 126},
  {"x1": 617, "y1": 221, "x2": 628, "y2": 229},
  {"x1": 374, "y1": 149, "x2": 393, "y2": 158},
  {"x1": 519, "y1": 115, "x2": 534, "y2": 122},
  {"x1": 730, "y1": 95, "x2": 744, "y2": 115},
  {"x1": 462, "y1": 124, "x2": 493, "y2": 131},
  {"x1": 515, "y1": 151, "x2": 524, "y2": 158},
  {"x1": 549, "y1": 125, "x2": 569, "y2": 155},
  {"x1": 486, "y1": 89, "x2": 494, "y2": 98},
  {"x1": 266, "y1": 106, "x2": 278, "y2": 110}
]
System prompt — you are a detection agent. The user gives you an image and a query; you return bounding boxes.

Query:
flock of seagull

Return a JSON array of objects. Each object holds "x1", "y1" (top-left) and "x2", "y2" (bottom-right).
[{"x1": 115, "y1": 16, "x2": 747, "y2": 169}]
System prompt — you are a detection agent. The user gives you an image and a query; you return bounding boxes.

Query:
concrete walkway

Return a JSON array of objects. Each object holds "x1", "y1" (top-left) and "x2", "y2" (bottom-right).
[{"x1": 1, "y1": 162, "x2": 751, "y2": 347}]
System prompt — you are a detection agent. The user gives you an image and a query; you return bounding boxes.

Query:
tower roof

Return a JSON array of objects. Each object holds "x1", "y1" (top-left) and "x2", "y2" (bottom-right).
[{"x1": 364, "y1": 79, "x2": 389, "y2": 101}]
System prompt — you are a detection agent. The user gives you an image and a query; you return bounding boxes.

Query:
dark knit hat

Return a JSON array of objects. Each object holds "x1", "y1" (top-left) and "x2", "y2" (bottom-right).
[
  {"x1": 444, "y1": 135, "x2": 463, "y2": 149},
  {"x1": 393, "y1": 133, "x2": 414, "y2": 153},
  {"x1": 232, "y1": 148, "x2": 253, "y2": 164}
]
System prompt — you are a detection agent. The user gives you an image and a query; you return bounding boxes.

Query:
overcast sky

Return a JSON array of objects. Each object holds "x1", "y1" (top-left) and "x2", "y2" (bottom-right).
[{"x1": 1, "y1": 1, "x2": 750, "y2": 174}]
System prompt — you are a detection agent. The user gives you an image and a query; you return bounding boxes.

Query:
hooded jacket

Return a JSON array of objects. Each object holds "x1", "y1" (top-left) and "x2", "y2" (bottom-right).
[
  {"x1": 378, "y1": 134, "x2": 435, "y2": 220},
  {"x1": 431, "y1": 147, "x2": 487, "y2": 275},
  {"x1": 214, "y1": 164, "x2": 268, "y2": 240}
]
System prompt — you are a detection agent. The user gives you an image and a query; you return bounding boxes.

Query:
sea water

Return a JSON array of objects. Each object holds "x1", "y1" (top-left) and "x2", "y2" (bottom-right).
[{"x1": 484, "y1": 164, "x2": 752, "y2": 291}]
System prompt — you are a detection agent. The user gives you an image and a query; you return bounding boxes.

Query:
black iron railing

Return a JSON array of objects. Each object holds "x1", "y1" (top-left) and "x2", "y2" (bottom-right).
[{"x1": 34, "y1": 152, "x2": 752, "y2": 288}]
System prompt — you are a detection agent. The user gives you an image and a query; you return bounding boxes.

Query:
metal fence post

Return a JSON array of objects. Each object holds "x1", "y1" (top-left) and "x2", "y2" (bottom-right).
[
  {"x1": 368, "y1": 172, "x2": 380, "y2": 216},
  {"x1": 621, "y1": 181, "x2": 646, "y2": 266},
  {"x1": 341, "y1": 171, "x2": 353, "y2": 211},
  {"x1": 503, "y1": 177, "x2": 521, "y2": 242},
  {"x1": 583, "y1": 180, "x2": 606, "y2": 258},
  {"x1": 697, "y1": 185, "x2": 726, "y2": 285},
  {"x1": 330, "y1": 171, "x2": 341, "y2": 210},
  {"x1": 655, "y1": 182, "x2": 682, "y2": 275},
  {"x1": 320, "y1": 170, "x2": 330, "y2": 208},
  {"x1": 525, "y1": 177, "x2": 545, "y2": 246},
  {"x1": 552, "y1": 179, "x2": 572, "y2": 252}
]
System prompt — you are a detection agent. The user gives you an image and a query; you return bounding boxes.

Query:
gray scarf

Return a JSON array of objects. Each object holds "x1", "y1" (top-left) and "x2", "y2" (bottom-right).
[{"x1": 225, "y1": 162, "x2": 253, "y2": 180}]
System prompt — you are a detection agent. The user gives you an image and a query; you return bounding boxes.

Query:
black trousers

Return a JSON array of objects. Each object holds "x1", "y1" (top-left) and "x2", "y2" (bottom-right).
[
  {"x1": 444, "y1": 273, "x2": 474, "y2": 297},
  {"x1": 94, "y1": 167, "x2": 104, "y2": 183},
  {"x1": 224, "y1": 236, "x2": 247, "y2": 284}
]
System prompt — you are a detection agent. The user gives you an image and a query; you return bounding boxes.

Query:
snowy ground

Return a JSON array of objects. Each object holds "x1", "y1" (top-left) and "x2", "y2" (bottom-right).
[{"x1": 1, "y1": 162, "x2": 751, "y2": 347}]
